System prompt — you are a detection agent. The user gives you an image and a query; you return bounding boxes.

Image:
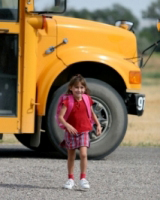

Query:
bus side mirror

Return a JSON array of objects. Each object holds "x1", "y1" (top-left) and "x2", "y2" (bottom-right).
[
  {"x1": 55, "y1": 0, "x2": 61, "y2": 6},
  {"x1": 115, "y1": 20, "x2": 134, "y2": 31},
  {"x1": 157, "y1": 19, "x2": 160, "y2": 31}
]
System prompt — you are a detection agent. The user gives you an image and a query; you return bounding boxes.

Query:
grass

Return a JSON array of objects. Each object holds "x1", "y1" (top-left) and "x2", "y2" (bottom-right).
[
  {"x1": 141, "y1": 53, "x2": 160, "y2": 86},
  {"x1": 121, "y1": 142, "x2": 160, "y2": 147},
  {"x1": 142, "y1": 72, "x2": 160, "y2": 79},
  {"x1": 0, "y1": 134, "x2": 19, "y2": 144},
  {"x1": 121, "y1": 53, "x2": 160, "y2": 147},
  {"x1": 142, "y1": 79, "x2": 160, "y2": 86}
]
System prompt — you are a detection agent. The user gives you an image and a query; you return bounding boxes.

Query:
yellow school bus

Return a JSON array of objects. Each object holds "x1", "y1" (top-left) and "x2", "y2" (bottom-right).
[{"x1": 0, "y1": 0, "x2": 146, "y2": 159}]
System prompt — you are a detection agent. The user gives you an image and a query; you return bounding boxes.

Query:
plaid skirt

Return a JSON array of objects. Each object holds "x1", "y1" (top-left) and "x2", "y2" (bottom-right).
[{"x1": 60, "y1": 131, "x2": 90, "y2": 149}]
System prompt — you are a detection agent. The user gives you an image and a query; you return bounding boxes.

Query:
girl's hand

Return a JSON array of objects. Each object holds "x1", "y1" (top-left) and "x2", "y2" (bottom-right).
[
  {"x1": 66, "y1": 124, "x2": 78, "y2": 134},
  {"x1": 96, "y1": 125, "x2": 102, "y2": 136}
]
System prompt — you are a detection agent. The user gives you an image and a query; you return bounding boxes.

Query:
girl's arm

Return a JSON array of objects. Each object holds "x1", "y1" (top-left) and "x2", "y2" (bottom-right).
[
  {"x1": 58, "y1": 104, "x2": 78, "y2": 134},
  {"x1": 91, "y1": 107, "x2": 101, "y2": 135}
]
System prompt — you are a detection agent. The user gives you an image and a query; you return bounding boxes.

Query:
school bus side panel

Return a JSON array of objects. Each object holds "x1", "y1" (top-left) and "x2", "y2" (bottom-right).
[{"x1": 57, "y1": 46, "x2": 141, "y2": 90}]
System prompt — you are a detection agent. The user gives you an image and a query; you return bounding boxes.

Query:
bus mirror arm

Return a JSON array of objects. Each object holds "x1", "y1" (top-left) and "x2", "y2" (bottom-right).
[
  {"x1": 140, "y1": 40, "x2": 160, "y2": 68},
  {"x1": 45, "y1": 38, "x2": 68, "y2": 54}
]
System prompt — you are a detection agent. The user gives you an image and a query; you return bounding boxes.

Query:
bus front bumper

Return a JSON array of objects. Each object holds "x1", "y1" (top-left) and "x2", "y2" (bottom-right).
[{"x1": 126, "y1": 93, "x2": 145, "y2": 116}]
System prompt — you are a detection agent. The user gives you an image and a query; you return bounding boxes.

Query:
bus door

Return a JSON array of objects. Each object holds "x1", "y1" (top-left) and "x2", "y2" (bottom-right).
[{"x1": 0, "y1": 0, "x2": 20, "y2": 133}]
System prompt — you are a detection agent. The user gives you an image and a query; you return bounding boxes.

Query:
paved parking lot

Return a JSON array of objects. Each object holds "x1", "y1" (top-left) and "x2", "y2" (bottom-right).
[{"x1": 0, "y1": 145, "x2": 159, "y2": 200}]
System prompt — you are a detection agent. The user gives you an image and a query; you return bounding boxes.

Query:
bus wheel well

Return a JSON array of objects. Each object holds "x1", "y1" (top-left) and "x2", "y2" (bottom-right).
[{"x1": 46, "y1": 62, "x2": 126, "y2": 111}]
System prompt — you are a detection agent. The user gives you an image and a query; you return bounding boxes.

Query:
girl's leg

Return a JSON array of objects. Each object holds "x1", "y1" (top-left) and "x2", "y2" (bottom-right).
[
  {"x1": 79, "y1": 146, "x2": 90, "y2": 189},
  {"x1": 79, "y1": 146, "x2": 88, "y2": 177},
  {"x1": 64, "y1": 149, "x2": 76, "y2": 189},
  {"x1": 67, "y1": 149, "x2": 76, "y2": 177}
]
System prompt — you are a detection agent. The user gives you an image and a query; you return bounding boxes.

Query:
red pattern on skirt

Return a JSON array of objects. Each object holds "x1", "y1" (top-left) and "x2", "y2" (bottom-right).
[{"x1": 60, "y1": 131, "x2": 90, "y2": 149}]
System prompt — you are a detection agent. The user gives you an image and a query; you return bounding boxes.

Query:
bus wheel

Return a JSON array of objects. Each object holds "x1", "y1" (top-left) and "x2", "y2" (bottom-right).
[{"x1": 46, "y1": 78, "x2": 128, "y2": 159}]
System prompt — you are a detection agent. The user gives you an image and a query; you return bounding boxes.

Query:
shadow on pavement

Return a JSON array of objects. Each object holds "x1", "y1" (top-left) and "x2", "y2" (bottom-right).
[
  {"x1": 0, "y1": 183, "x2": 58, "y2": 190},
  {"x1": 0, "y1": 144, "x2": 65, "y2": 159}
]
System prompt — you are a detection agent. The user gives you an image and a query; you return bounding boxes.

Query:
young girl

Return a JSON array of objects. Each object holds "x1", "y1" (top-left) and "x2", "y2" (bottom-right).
[{"x1": 58, "y1": 74, "x2": 101, "y2": 189}]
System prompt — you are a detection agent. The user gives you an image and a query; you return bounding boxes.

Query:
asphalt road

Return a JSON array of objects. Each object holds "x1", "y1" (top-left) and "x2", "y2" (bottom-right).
[{"x1": 0, "y1": 144, "x2": 159, "y2": 200}]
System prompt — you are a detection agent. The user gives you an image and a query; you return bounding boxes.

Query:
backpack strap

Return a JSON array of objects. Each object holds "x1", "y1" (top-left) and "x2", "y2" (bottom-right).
[
  {"x1": 64, "y1": 94, "x2": 74, "y2": 120},
  {"x1": 82, "y1": 94, "x2": 92, "y2": 119}
]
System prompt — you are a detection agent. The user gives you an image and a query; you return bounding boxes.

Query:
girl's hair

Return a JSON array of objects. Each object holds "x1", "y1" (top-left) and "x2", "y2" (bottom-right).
[{"x1": 66, "y1": 74, "x2": 90, "y2": 94}]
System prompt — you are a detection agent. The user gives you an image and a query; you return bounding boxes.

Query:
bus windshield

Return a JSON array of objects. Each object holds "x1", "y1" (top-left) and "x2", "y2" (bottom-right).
[
  {"x1": 0, "y1": 0, "x2": 18, "y2": 22},
  {"x1": 34, "y1": 0, "x2": 66, "y2": 14}
]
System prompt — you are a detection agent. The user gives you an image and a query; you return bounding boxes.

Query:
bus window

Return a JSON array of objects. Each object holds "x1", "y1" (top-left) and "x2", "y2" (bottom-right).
[
  {"x1": 0, "y1": 34, "x2": 18, "y2": 116},
  {"x1": 0, "y1": 0, "x2": 18, "y2": 22},
  {"x1": 34, "y1": 0, "x2": 66, "y2": 14}
]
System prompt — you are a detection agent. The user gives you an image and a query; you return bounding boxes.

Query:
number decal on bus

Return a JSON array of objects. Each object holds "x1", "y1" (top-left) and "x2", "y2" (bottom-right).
[{"x1": 137, "y1": 97, "x2": 145, "y2": 111}]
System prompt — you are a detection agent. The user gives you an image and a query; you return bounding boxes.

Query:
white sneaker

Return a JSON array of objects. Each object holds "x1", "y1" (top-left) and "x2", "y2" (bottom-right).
[
  {"x1": 79, "y1": 178, "x2": 90, "y2": 189},
  {"x1": 63, "y1": 179, "x2": 75, "y2": 189}
]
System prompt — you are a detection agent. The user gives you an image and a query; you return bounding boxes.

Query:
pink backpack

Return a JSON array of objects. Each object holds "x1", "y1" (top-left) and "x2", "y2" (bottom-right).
[{"x1": 55, "y1": 94, "x2": 94, "y2": 130}]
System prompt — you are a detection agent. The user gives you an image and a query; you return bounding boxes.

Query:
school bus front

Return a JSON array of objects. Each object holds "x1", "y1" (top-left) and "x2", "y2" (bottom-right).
[{"x1": 0, "y1": 0, "x2": 145, "y2": 159}]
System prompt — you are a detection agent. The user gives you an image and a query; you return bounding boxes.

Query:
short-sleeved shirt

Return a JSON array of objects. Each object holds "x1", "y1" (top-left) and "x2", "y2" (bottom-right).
[{"x1": 63, "y1": 95, "x2": 94, "y2": 132}]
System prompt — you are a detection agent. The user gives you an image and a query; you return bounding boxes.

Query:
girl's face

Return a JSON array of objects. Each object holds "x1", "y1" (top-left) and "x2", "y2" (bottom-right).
[{"x1": 70, "y1": 82, "x2": 86, "y2": 100}]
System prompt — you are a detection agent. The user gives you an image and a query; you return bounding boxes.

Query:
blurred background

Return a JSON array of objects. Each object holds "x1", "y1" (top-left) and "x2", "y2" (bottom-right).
[{"x1": 3, "y1": 0, "x2": 160, "y2": 146}]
